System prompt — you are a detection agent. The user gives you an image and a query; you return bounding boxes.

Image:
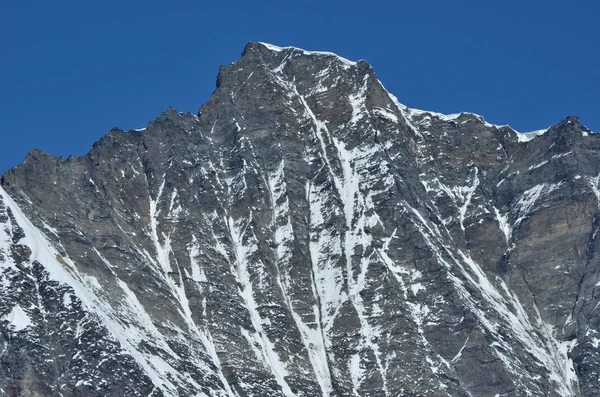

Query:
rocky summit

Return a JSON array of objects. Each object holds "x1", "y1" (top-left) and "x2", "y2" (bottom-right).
[{"x1": 1, "y1": 42, "x2": 600, "y2": 397}]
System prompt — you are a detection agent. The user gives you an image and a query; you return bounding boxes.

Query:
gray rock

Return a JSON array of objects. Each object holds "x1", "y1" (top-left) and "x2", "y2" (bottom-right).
[{"x1": 1, "y1": 42, "x2": 599, "y2": 396}]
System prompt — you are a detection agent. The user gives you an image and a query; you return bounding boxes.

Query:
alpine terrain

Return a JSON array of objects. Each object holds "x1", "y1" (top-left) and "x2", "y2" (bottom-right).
[{"x1": 2, "y1": 42, "x2": 600, "y2": 397}]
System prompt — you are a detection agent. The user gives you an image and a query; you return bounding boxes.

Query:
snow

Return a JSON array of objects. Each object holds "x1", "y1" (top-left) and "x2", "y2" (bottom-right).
[
  {"x1": 188, "y1": 236, "x2": 207, "y2": 283},
  {"x1": 515, "y1": 183, "x2": 562, "y2": 228},
  {"x1": 587, "y1": 173, "x2": 600, "y2": 207},
  {"x1": 317, "y1": 126, "x2": 390, "y2": 395},
  {"x1": 405, "y1": 200, "x2": 579, "y2": 395},
  {"x1": 451, "y1": 334, "x2": 470, "y2": 364},
  {"x1": 494, "y1": 207, "x2": 511, "y2": 243},
  {"x1": 347, "y1": 75, "x2": 369, "y2": 125},
  {"x1": 456, "y1": 169, "x2": 480, "y2": 231},
  {"x1": 528, "y1": 160, "x2": 549, "y2": 171},
  {"x1": 307, "y1": 180, "x2": 346, "y2": 327},
  {"x1": 0, "y1": 186, "x2": 234, "y2": 397},
  {"x1": 145, "y1": 179, "x2": 237, "y2": 396},
  {"x1": 4, "y1": 304, "x2": 32, "y2": 331},
  {"x1": 63, "y1": 293, "x2": 73, "y2": 309},
  {"x1": 263, "y1": 43, "x2": 557, "y2": 149},
  {"x1": 258, "y1": 42, "x2": 357, "y2": 67},
  {"x1": 88, "y1": 178, "x2": 100, "y2": 193},
  {"x1": 231, "y1": 68, "x2": 257, "y2": 99},
  {"x1": 147, "y1": 178, "x2": 172, "y2": 275},
  {"x1": 410, "y1": 107, "x2": 548, "y2": 143},
  {"x1": 1, "y1": 187, "x2": 179, "y2": 394},
  {"x1": 384, "y1": 91, "x2": 424, "y2": 140},
  {"x1": 267, "y1": 161, "x2": 334, "y2": 396},
  {"x1": 410, "y1": 283, "x2": 426, "y2": 296},
  {"x1": 421, "y1": 171, "x2": 480, "y2": 231},
  {"x1": 552, "y1": 151, "x2": 572, "y2": 160},
  {"x1": 373, "y1": 108, "x2": 398, "y2": 123},
  {"x1": 376, "y1": 78, "x2": 553, "y2": 145},
  {"x1": 515, "y1": 128, "x2": 548, "y2": 142},
  {"x1": 349, "y1": 353, "x2": 363, "y2": 396},
  {"x1": 2, "y1": 42, "x2": 591, "y2": 395},
  {"x1": 225, "y1": 215, "x2": 295, "y2": 397},
  {"x1": 41, "y1": 220, "x2": 60, "y2": 238},
  {"x1": 266, "y1": 66, "x2": 393, "y2": 394},
  {"x1": 407, "y1": 107, "x2": 463, "y2": 123},
  {"x1": 0, "y1": 212, "x2": 15, "y2": 274}
]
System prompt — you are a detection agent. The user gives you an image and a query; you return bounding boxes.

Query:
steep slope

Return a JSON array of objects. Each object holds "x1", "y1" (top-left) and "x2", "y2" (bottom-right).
[{"x1": 1, "y1": 42, "x2": 600, "y2": 397}]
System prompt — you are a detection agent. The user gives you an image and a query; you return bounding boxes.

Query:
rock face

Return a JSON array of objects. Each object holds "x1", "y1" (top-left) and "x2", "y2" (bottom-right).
[{"x1": 1, "y1": 42, "x2": 600, "y2": 397}]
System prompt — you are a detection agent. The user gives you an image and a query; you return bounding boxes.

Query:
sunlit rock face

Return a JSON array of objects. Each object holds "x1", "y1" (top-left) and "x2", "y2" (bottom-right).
[{"x1": 2, "y1": 42, "x2": 600, "y2": 397}]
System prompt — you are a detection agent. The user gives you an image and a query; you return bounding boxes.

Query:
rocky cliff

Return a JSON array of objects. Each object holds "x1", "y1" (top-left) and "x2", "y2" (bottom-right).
[{"x1": 1, "y1": 42, "x2": 600, "y2": 396}]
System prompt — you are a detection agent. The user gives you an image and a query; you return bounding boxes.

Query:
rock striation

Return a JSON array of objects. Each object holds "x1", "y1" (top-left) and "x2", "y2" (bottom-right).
[{"x1": 1, "y1": 42, "x2": 600, "y2": 396}]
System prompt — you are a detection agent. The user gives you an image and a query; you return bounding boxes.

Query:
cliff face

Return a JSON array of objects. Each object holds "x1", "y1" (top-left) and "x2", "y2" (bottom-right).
[{"x1": 1, "y1": 42, "x2": 600, "y2": 397}]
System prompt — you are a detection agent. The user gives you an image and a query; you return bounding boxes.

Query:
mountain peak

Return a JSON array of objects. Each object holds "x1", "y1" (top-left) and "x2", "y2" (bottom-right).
[
  {"x1": 239, "y1": 41, "x2": 361, "y2": 70},
  {"x1": 3, "y1": 43, "x2": 600, "y2": 397},
  {"x1": 256, "y1": 41, "x2": 358, "y2": 67}
]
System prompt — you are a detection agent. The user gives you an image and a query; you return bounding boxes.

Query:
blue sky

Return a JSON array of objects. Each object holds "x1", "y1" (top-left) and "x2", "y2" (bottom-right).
[{"x1": 1, "y1": 0, "x2": 598, "y2": 173}]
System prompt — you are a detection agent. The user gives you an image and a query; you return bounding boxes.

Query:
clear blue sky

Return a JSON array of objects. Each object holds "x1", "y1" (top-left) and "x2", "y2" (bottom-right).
[{"x1": 1, "y1": 0, "x2": 598, "y2": 173}]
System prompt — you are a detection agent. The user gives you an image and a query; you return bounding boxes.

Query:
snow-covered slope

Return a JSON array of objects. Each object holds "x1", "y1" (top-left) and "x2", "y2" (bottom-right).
[{"x1": 2, "y1": 42, "x2": 600, "y2": 397}]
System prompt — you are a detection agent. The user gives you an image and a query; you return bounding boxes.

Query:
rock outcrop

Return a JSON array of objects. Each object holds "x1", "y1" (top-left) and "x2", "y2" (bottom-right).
[{"x1": 1, "y1": 42, "x2": 600, "y2": 396}]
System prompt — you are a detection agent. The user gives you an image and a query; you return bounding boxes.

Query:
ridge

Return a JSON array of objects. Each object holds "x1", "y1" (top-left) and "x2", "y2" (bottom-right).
[
  {"x1": 3, "y1": 41, "x2": 600, "y2": 396},
  {"x1": 255, "y1": 41, "x2": 358, "y2": 67},
  {"x1": 3, "y1": 43, "x2": 596, "y2": 179}
]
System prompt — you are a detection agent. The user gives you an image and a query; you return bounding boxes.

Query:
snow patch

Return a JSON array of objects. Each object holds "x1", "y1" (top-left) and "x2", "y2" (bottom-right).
[
  {"x1": 348, "y1": 75, "x2": 369, "y2": 125},
  {"x1": 587, "y1": 173, "x2": 600, "y2": 207},
  {"x1": 528, "y1": 160, "x2": 549, "y2": 171},
  {"x1": 4, "y1": 304, "x2": 32, "y2": 331},
  {"x1": 494, "y1": 207, "x2": 511, "y2": 243},
  {"x1": 373, "y1": 108, "x2": 398, "y2": 123},
  {"x1": 515, "y1": 183, "x2": 562, "y2": 228},
  {"x1": 188, "y1": 236, "x2": 207, "y2": 283},
  {"x1": 515, "y1": 129, "x2": 548, "y2": 142}
]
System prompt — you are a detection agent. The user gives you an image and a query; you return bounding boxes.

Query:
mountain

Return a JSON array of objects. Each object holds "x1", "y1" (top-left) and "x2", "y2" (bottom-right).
[{"x1": 1, "y1": 42, "x2": 600, "y2": 397}]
